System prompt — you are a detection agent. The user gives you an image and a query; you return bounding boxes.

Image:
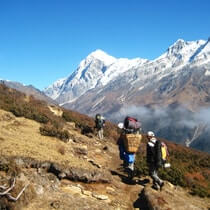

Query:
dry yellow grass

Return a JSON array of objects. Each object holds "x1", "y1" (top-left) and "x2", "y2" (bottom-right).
[{"x1": 0, "y1": 109, "x2": 94, "y2": 170}]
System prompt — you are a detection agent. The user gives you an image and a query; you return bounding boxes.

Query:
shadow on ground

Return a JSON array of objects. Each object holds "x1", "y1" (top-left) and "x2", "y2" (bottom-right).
[
  {"x1": 110, "y1": 169, "x2": 150, "y2": 186},
  {"x1": 133, "y1": 190, "x2": 150, "y2": 210}
]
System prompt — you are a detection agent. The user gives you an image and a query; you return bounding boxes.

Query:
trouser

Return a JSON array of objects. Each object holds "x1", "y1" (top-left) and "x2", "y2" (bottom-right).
[
  {"x1": 119, "y1": 145, "x2": 135, "y2": 179},
  {"x1": 127, "y1": 162, "x2": 135, "y2": 179},
  {"x1": 98, "y1": 128, "x2": 103, "y2": 139},
  {"x1": 149, "y1": 164, "x2": 163, "y2": 187},
  {"x1": 128, "y1": 162, "x2": 134, "y2": 171}
]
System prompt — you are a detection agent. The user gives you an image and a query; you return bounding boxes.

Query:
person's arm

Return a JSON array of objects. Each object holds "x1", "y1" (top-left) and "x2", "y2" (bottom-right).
[
  {"x1": 117, "y1": 135, "x2": 122, "y2": 145},
  {"x1": 155, "y1": 140, "x2": 162, "y2": 167},
  {"x1": 146, "y1": 144, "x2": 150, "y2": 164}
]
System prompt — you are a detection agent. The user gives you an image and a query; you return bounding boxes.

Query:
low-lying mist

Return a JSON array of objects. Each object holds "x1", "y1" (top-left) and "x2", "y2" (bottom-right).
[{"x1": 108, "y1": 104, "x2": 210, "y2": 153}]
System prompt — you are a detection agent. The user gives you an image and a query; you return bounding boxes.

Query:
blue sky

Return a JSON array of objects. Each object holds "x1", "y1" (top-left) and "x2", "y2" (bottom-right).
[{"x1": 0, "y1": 0, "x2": 210, "y2": 90}]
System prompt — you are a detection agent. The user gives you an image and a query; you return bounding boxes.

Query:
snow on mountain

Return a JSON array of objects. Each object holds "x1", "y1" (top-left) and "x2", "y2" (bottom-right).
[
  {"x1": 44, "y1": 50, "x2": 117, "y2": 104},
  {"x1": 205, "y1": 69, "x2": 210, "y2": 76},
  {"x1": 99, "y1": 58, "x2": 148, "y2": 86},
  {"x1": 44, "y1": 50, "x2": 148, "y2": 104},
  {"x1": 190, "y1": 38, "x2": 210, "y2": 63},
  {"x1": 44, "y1": 78, "x2": 67, "y2": 100},
  {"x1": 167, "y1": 39, "x2": 205, "y2": 60},
  {"x1": 69, "y1": 49, "x2": 116, "y2": 85},
  {"x1": 131, "y1": 39, "x2": 209, "y2": 84},
  {"x1": 85, "y1": 49, "x2": 116, "y2": 66},
  {"x1": 44, "y1": 38, "x2": 210, "y2": 106},
  {"x1": 155, "y1": 39, "x2": 206, "y2": 69}
]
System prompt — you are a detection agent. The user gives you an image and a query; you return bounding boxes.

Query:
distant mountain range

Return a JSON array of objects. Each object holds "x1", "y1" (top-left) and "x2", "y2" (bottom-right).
[
  {"x1": 44, "y1": 38, "x2": 210, "y2": 152},
  {"x1": 44, "y1": 38, "x2": 210, "y2": 108},
  {"x1": 0, "y1": 80, "x2": 56, "y2": 105}
]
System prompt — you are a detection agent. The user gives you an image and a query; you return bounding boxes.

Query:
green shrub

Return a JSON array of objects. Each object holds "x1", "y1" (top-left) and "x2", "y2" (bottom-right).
[
  {"x1": 40, "y1": 124, "x2": 69, "y2": 142},
  {"x1": 190, "y1": 185, "x2": 209, "y2": 198},
  {"x1": 32, "y1": 113, "x2": 49, "y2": 124},
  {"x1": 135, "y1": 155, "x2": 148, "y2": 176},
  {"x1": 159, "y1": 166, "x2": 187, "y2": 187},
  {"x1": 62, "y1": 110, "x2": 75, "y2": 122},
  {"x1": 199, "y1": 157, "x2": 210, "y2": 168}
]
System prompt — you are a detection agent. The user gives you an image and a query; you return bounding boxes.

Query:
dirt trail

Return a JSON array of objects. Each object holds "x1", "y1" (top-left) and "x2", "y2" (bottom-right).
[
  {"x1": 108, "y1": 155, "x2": 148, "y2": 210},
  {"x1": 84, "y1": 137, "x2": 148, "y2": 209}
]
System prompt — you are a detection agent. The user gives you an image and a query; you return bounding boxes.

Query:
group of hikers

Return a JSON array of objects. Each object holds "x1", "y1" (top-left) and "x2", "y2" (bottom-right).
[{"x1": 94, "y1": 114, "x2": 170, "y2": 191}]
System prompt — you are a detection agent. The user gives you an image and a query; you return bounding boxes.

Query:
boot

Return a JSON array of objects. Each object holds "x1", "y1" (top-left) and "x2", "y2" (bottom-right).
[{"x1": 127, "y1": 168, "x2": 134, "y2": 180}]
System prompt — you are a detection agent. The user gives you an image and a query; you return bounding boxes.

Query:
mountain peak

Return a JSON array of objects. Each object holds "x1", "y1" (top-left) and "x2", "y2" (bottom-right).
[
  {"x1": 167, "y1": 39, "x2": 186, "y2": 55},
  {"x1": 174, "y1": 38, "x2": 185, "y2": 44},
  {"x1": 89, "y1": 49, "x2": 108, "y2": 56},
  {"x1": 87, "y1": 49, "x2": 116, "y2": 66}
]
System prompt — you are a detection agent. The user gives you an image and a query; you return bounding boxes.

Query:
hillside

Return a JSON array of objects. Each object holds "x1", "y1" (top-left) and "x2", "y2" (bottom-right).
[
  {"x1": 0, "y1": 84, "x2": 210, "y2": 209},
  {"x1": 0, "y1": 80, "x2": 56, "y2": 105}
]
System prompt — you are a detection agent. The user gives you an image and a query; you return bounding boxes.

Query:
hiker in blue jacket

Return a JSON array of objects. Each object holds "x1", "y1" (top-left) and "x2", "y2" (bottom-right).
[{"x1": 146, "y1": 131, "x2": 164, "y2": 190}]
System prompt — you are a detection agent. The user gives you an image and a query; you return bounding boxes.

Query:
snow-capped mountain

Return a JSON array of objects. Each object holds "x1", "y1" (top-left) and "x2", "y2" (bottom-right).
[
  {"x1": 44, "y1": 38, "x2": 210, "y2": 152},
  {"x1": 45, "y1": 39, "x2": 210, "y2": 107},
  {"x1": 44, "y1": 49, "x2": 148, "y2": 104}
]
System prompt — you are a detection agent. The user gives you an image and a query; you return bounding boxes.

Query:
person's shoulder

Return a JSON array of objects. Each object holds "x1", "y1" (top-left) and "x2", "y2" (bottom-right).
[
  {"x1": 155, "y1": 139, "x2": 162, "y2": 150},
  {"x1": 156, "y1": 139, "x2": 161, "y2": 144}
]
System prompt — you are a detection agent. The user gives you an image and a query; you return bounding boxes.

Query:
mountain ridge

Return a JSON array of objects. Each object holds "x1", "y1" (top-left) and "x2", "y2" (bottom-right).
[{"x1": 44, "y1": 38, "x2": 209, "y2": 105}]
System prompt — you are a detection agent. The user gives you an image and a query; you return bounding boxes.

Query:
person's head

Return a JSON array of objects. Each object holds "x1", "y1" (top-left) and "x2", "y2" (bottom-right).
[
  {"x1": 118, "y1": 122, "x2": 124, "y2": 129},
  {"x1": 147, "y1": 131, "x2": 155, "y2": 140}
]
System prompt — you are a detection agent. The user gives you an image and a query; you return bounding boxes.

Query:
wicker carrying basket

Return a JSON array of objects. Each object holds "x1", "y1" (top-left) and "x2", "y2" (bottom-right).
[{"x1": 123, "y1": 133, "x2": 142, "y2": 153}]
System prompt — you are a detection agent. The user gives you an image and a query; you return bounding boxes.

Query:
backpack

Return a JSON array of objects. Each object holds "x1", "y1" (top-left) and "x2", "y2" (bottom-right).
[
  {"x1": 161, "y1": 142, "x2": 169, "y2": 163},
  {"x1": 95, "y1": 114, "x2": 105, "y2": 129},
  {"x1": 123, "y1": 116, "x2": 141, "y2": 132}
]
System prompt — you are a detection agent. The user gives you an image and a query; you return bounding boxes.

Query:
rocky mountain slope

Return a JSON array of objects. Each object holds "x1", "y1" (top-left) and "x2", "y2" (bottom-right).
[
  {"x1": 44, "y1": 38, "x2": 210, "y2": 152},
  {"x1": 0, "y1": 84, "x2": 210, "y2": 209}
]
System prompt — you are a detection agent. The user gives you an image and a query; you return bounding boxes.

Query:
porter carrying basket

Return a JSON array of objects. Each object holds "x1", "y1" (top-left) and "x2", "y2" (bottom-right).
[{"x1": 122, "y1": 133, "x2": 142, "y2": 153}]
